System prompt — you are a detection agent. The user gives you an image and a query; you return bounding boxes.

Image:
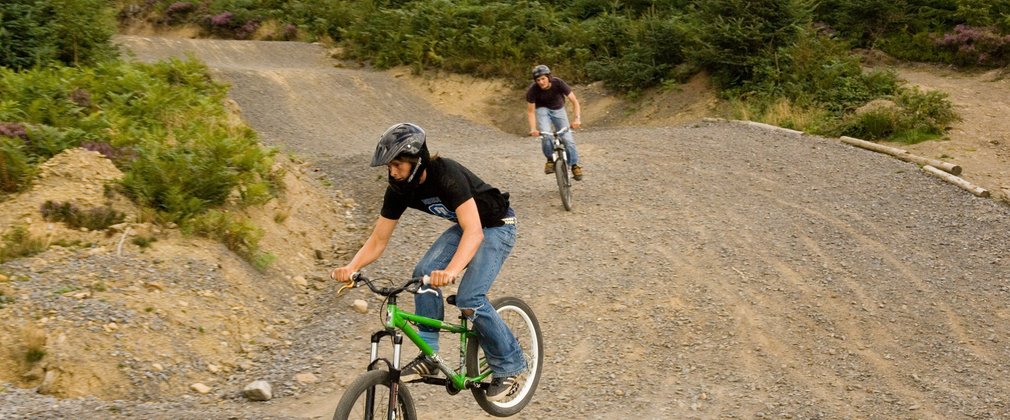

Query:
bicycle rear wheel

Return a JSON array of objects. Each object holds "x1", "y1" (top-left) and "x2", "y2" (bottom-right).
[
  {"x1": 554, "y1": 159, "x2": 572, "y2": 211},
  {"x1": 332, "y1": 369, "x2": 417, "y2": 420},
  {"x1": 465, "y1": 296, "x2": 544, "y2": 417}
]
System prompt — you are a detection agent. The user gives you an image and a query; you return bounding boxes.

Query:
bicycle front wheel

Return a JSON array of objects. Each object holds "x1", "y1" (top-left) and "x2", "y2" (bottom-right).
[
  {"x1": 554, "y1": 159, "x2": 572, "y2": 211},
  {"x1": 332, "y1": 369, "x2": 417, "y2": 420},
  {"x1": 466, "y1": 296, "x2": 544, "y2": 417}
]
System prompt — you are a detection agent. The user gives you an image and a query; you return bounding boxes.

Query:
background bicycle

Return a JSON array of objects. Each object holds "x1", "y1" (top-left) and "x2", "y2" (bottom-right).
[{"x1": 541, "y1": 126, "x2": 574, "y2": 211}]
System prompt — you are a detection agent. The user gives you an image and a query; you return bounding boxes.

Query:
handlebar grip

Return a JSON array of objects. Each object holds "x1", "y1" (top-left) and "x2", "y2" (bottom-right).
[{"x1": 422, "y1": 275, "x2": 431, "y2": 285}]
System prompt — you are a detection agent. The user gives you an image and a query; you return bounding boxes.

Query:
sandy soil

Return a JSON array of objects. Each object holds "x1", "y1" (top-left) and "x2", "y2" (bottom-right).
[{"x1": 2, "y1": 37, "x2": 1009, "y2": 419}]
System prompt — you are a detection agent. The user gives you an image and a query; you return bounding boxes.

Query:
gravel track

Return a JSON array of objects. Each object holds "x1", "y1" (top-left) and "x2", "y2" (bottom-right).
[{"x1": 3, "y1": 37, "x2": 1009, "y2": 419}]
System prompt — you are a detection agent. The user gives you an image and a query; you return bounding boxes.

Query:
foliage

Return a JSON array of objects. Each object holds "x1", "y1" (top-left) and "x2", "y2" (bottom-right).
[
  {"x1": 40, "y1": 200, "x2": 126, "y2": 231},
  {"x1": 684, "y1": 0, "x2": 814, "y2": 89},
  {"x1": 0, "y1": 289, "x2": 12, "y2": 309},
  {"x1": 0, "y1": 0, "x2": 116, "y2": 70},
  {"x1": 0, "y1": 59, "x2": 281, "y2": 222},
  {"x1": 185, "y1": 209, "x2": 275, "y2": 271},
  {"x1": 1, "y1": 58, "x2": 281, "y2": 268},
  {"x1": 837, "y1": 86, "x2": 960, "y2": 142},
  {"x1": 131, "y1": 235, "x2": 157, "y2": 249},
  {"x1": 932, "y1": 24, "x2": 1010, "y2": 67},
  {"x1": 0, "y1": 225, "x2": 48, "y2": 263},
  {"x1": 0, "y1": 132, "x2": 36, "y2": 194}
]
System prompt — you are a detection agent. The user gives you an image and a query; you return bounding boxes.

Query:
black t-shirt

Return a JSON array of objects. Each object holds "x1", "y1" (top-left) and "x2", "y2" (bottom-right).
[
  {"x1": 380, "y1": 158, "x2": 511, "y2": 227},
  {"x1": 525, "y1": 77, "x2": 572, "y2": 110}
]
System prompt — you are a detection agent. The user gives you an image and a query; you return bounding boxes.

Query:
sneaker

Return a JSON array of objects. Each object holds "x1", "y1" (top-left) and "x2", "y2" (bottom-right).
[
  {"x1": 544, "y1": 161, "x2": 555, "y2": 174},
  {"x1": 485, "y1": 375, "x2": 521, "y2": 402},
  {"x1": 572, "y1": 165, "x2": 583, "y2": 181},
  {"x1": 400, "y1": 354, "x2": 439, "y2": 382}
]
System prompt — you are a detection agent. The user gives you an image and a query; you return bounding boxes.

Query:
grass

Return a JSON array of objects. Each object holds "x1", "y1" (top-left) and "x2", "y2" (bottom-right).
[
  {"x1": 0, "y1": 226, "x2": 48, "y2": 263},
  {"x1": 21, "y1": 325, "x2": 47, "y2": 364}
]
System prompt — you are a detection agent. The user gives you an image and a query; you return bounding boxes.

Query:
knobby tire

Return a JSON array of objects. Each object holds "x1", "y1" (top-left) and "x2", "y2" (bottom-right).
[
  {"x1": 465, "y1": 296, "x2": 544, "y2": 417},
  {"x1": 332, "y1": 369, "x2": 417, "y2": 420},
  {"x1": 554, "y1": 159, "x2": 572, "y2": 211}
]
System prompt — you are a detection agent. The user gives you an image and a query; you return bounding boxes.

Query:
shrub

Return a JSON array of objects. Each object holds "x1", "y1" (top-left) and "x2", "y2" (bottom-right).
[
  {"x1": 185, "y1": 210, "x2": 274, "y2": 271},
  {"x1": 838, "y1": 86, "x2": 960, "y2": 143},
  {"x1": 0, "y1": 136, "x2": 35, "y2": 193},
  {"x1": 130, "y1": 235, "x2": 157, "y2": 249},
  {"x1": 40, "y1": 200, "x2": 126, "y2": 231},
  {"x1": 0, "y1": 289, "x2": 13, "y2": 309},
  {"x1": 0, "y1": 0, "x2": 116, "y2": 69},
  {"x1": 933, "y1": 24, "x2": 1010, "y2": 67},
  {"x1": 164, "y1": 1, "x2": 195, "y2": 24},
  {"x1": 0, "y1": 226, "x2": 48, "y2": 263}
]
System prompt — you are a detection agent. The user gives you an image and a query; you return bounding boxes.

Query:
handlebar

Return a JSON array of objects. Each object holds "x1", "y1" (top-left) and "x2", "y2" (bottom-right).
[
  {"x1": 342, "y1": 272, "x2": 434, "y2": 297},
  {"x1": 536, "y1": 126, "x2": 571, "y2": 138}
]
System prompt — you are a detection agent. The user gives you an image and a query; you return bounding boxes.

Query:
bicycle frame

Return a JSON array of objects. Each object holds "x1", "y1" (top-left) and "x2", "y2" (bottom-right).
[
  {"x1": 545, "y1": 127, "x2": 571, "y2": 167},
  {"x1": 368, "y1": 291, "x2": 492, "y2": 392}
]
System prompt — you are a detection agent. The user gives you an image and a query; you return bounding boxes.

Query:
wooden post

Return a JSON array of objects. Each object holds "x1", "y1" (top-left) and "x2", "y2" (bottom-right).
[
  {"x1": 922, "y1": 165, "x2": 989, "y2": 197},
  {"x1": 840, "y1": 136, "x2": 962, "y2": 175}
]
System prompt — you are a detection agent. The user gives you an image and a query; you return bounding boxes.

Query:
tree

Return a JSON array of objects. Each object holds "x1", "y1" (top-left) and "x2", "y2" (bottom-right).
[{"x1": 0, "y1": 0, "x2": 115, "y2": 70}]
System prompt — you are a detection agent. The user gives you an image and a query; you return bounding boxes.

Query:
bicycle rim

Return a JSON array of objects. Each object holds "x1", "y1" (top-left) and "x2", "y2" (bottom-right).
[
  {"x1": 466, "y1": 297, "x2": 544, "y2": 417},
  {"x1": 554, "y1": 160, "x2": 572, "y2": 211},
  {"x1": 332, "y1": 369, "x2": 417, "y2": 420}
]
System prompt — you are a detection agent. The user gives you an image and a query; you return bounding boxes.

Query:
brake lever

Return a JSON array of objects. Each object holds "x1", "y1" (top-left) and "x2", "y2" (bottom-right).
[
  {"x1": 335, "y1": 271, "x2": 361, "y2": 297},
  {"x1": 416, "y1": 275, "x2": 439, "y2": 296}
]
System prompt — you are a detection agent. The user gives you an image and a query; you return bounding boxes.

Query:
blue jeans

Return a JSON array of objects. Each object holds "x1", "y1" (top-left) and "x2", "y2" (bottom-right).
[
  {"x1": 536, "y1": 106, "x2": 579, "y2": 166},
  {"x1": 412, "y1": 215, "x2": 527, "y2": 377}
]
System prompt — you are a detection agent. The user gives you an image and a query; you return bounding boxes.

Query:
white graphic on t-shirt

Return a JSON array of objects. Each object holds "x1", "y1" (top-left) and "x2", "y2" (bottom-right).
[{"x1": 427, "y1": 203, "x2": 456, "y2": 220}]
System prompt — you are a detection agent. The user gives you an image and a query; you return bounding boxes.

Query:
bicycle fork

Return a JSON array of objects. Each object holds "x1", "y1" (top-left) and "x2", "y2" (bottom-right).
[{"x1": 368, "y1": 330, "x2": 404, "y2": 420}]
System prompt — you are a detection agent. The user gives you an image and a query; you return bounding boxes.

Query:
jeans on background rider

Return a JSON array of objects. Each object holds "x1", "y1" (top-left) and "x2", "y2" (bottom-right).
[{"x1": 536, "y1": 107, "x2": 579, "y2": 167}]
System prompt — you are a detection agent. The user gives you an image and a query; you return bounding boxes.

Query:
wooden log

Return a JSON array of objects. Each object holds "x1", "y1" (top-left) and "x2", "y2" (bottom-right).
[
  {"x1": 740, "y1": 120, "x2": 803, "y2": 137},
  {"x1": 922, "y1": 165, "x2": 989, "y2": 197},
  {"x1": 840, "y1": 136, "x2": 907, "y2": 155},
  {"x1": 840, "y1": 136, "x2": 962, "y2": 175}
]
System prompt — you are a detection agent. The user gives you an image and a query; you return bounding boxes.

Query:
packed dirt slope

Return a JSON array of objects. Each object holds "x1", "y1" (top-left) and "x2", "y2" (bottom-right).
[{"x1": 2, "y1": 36, "x2": 1009, "y2": 419}]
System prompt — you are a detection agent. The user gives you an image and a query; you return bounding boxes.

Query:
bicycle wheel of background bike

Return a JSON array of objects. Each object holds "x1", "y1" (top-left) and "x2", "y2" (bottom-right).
[
  {"x1": 554, "y1": 160, "x2": 572, "y2": 211},
  {"x1": 465, "y1": 296, "x2": 544, "y2": 417},
  {"x1": 332, "y1": 369, "x2": 417, "y2": 420}
]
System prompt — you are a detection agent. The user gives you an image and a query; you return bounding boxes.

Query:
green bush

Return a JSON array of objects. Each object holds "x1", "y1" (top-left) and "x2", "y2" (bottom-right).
[
  {"x1": 39, "y1": 200, "x2": 125, "y2": 231},
  {"x1": 684, "y1": 0, "x2": 813, "y2": 89},
  {"x1": 185, "y1": 209, "x2": 274, "y2": 271},
  {"x1": 0, "y1": 225, "x2": 48, "y2": 263},
  {"x1": 0, "y1": 0, "x2": 116, "y2": 69},
  {"x1": 0, "y1": 134, "x2": 35, "y2": 194},
  {"x1": 837, "y1": 86, "x2": 959, "y2": 143}
]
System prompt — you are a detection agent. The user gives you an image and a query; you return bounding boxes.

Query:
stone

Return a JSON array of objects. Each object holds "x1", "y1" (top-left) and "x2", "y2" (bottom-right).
[
  {"x1": 243, "y1": 380, "x2": 272, "y2": 401},
  {"x1": 190, "y1": 383, "x2": 211, "y2": 394}
]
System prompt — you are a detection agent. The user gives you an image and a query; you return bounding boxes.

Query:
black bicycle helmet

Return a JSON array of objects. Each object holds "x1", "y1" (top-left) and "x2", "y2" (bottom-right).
[
  {"x1": 371, "y1": 122, "x2": 427, "y2": 167},
  {"x1": 531, "y1": 64, "x2": 551, "y2": 80},
  {"x1": 372, "y1": 122, "x2": 430, "y2": 192}
]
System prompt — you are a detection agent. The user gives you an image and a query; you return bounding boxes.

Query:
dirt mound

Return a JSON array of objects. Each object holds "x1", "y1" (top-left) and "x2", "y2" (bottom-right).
[{"x1": 0, "y1": 147, "x2": 354, "y2": 399}]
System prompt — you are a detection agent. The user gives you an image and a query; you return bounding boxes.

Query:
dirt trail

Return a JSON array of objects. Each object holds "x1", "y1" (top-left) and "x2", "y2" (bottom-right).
[{"x1": 4, "y1": 36, "x2": 1008, "y2": 419}]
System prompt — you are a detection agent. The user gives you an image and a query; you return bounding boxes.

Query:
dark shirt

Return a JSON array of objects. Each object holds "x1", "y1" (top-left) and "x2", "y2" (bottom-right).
[
  {"x1": 380, "y1": 158, "x2": 510, "y2": 227},
  {"x1": 526, "y1": 77, "x2": 572, "y2": 110}
]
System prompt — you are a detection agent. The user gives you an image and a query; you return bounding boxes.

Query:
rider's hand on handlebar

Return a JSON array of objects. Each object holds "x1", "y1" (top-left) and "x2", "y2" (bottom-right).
[
  {"x1": 428, "y1": 269, "x2": 457, "y2": 287},
  {"x1": 529, "y1": 129, "x2": 540, "y2": 137},
  {"x1": 571, "y1": 121, "x2": 581, "y2": 130},
  {"x1": 330, "y1": 266, "x2": 357, "y2": 283}
]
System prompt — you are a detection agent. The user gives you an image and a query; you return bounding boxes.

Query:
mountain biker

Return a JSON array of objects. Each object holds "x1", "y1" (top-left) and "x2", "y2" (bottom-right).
[
  {"x1": 526, "y1": 64, "x2": 583, "y2": 180},
  {"x1": 330, "y1": 122, "x2": 526, "y2": 402}
]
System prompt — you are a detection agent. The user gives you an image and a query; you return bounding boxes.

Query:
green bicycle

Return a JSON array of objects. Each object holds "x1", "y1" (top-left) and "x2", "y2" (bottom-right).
[{"x1": 332, "y1": 273, "x2": 543, "y2": 419}]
